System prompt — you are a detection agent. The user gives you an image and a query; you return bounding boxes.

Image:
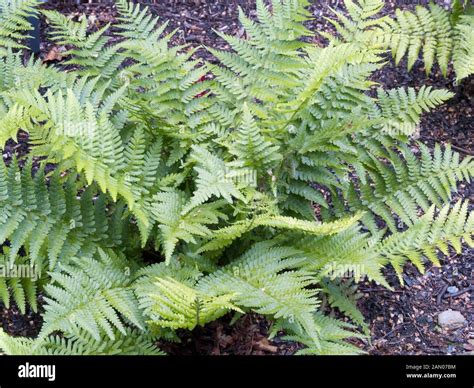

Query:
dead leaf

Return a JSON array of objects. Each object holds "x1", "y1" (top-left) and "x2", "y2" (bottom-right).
[
  {"x1": 43, "y1": 46, "x2": 65, "y2": 63},
  {"x1": 253, "y1": 338, "x2": 278, "y2": 353}
]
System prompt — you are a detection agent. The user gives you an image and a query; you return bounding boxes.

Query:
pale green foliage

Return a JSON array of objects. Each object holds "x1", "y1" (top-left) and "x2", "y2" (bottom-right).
[
  {"x1": 0, "y1": 327, "x2": 163, "y2": 355},
  {"x1": 343, "y1": 143, "x2": 474, "y2": 232},
  {"x1": 197, "y1": 243, "x2": 321, "y2": 343},
  {"x1": 321, "y1": 279, "x2": 367, "y2": 333},
  {"x1": 1, "y1": 80, "x2": 166, "y2": 241},
  {"x1": 377, "y1": 200, "x2": 473, "y2": 281},
  {"x1": 227, "y1": 104, "x2": 282, "y2": 170},
  {"x1": 382, "y1": 3, "x2": 454, "y2": 76},
  {"x1": 377, "y1": 86, "x2": 454, "y2": 135},
  {"x1": 146, "y1": 277, "x2": 242, "y2": 330},
  {"x1": 186, "y1": 145, "x2": 246, "y2": 211},
  {"x1": 0, "y1": 159, "x2": 131, "y2": 270},
  {"x1": 453, "y1": 14, "x2": 474, "y2": 80},
  {"x1": 115, "y1": 0, "x2": 163, "y2": 40},
  {"x1": 152, "y1": 190, "x2": 227, "y2": 262},
  {"x1": 42, "y1": 10, "x2": 122, "y2": 79},
  {"x1": 0, "y1": 0, "x2": 40, "y2": 55},
  {"x1": 39, "y1": 249, "x2": 145, "y2": 342},
  {"x1": 325, "y1": 0, "x2": 474, "y2": 81},
  {"x1": 0, "y1": 0, "x2": 472, "y2": 356},
  {"x1": 197, "y1": 211, "x2": 362, "y2": 254},
  {"x1": 276, "y1": 313, "x2": 366, "y2": 355},
  {"x1": 0, "y1": 249, "x2": 38, "y2": 314}
]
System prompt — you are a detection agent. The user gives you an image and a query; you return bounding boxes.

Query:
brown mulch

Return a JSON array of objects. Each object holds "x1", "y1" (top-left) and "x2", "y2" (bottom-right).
[
  {"x1": 358, "y1": 248, "x2": 473, "y2": 355},
  {"x1": 1, "y1": 0, "x2": 472, "y2": 355},
  {"x1": 158, "y1": 314, "x2": 303, "y2": 355},
  {"x1": 39, "y1": 0, "x2": 258, "y2": 62},
  {"x1": 1, "y1": 304, "x2": 42, "y2": 339}
]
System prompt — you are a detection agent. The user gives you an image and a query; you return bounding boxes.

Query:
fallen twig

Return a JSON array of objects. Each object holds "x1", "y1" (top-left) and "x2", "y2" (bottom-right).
[
  {"x1": 445, "y1": 285, "x2": 473, "y2": 299},
  {"x1": 451, "y1": 144, "x2": 474, "y2": 156},
  {"x1": 437, "y1": 283, "x2": 449, "y2": 305}
]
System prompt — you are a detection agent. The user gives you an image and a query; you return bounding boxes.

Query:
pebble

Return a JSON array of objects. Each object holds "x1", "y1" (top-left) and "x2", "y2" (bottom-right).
[
  {"x1": 438, "y1": 310, "x2": 467, "y2": 329},
  {"x1": 447, "y1": 286, "x2": 459, "y2": 294}
]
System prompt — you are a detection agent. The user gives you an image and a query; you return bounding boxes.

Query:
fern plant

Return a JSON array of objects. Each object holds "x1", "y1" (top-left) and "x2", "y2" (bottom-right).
[
  {"x1": 324, "y1": 0, "x2": 474, "y2": 81},
  {"x1": 0, "y1": 0, "x2": 40, "y2": 56},
  {"x1": 0, "y1": 0, "x2": 472, "y2": 356}
]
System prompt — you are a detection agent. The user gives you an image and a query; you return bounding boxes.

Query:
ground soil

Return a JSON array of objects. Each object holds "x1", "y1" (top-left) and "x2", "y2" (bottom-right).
[{"x1": 1, "y1": 0, "x2": 472, "y2": 355}]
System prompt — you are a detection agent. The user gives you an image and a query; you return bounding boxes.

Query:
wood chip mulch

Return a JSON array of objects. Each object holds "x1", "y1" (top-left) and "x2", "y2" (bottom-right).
[{"x1": 1, "y1": 0, "x2": 472, "y2": 355}]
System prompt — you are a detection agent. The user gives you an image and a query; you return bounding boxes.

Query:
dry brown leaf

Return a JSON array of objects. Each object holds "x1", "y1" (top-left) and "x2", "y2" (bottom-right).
[{"x1": 253, "y1": 338, "x2": 278, "y2": 353}]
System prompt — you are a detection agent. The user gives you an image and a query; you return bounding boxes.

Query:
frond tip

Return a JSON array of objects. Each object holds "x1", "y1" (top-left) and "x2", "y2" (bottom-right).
[
  {"x1": 39, "y1": 250, "x2": 145, "y2": 341},
  {"x1": 377, "y1": 201, "x2": 474, "y2": 282}
]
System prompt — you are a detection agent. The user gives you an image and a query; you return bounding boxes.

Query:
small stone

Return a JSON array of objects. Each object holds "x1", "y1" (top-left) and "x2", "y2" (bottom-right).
[
  {"x1": 438, "y1": 310, "x2": 467, "y2": 329},
  {"x1": 447, "y1": 286, "x2": 459, "y2": 294},
  {"x1": 464, "y1": 340, "x2": 474, "y2": 351}
]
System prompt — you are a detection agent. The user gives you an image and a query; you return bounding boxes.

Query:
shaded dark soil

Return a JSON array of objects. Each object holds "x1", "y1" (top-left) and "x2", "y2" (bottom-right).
[
  {"x1": 158, "y1": 313, "x2": 303, "y2": 355},
  {"x1": 1, "y1": 0, "x2": 472, "y2": 355},
  {"x1": 0, "y1": 304, "x2": 42, "y2": 339},
  {"x1": 358, "y1": 248, "x2": 473, "y2": 355}
]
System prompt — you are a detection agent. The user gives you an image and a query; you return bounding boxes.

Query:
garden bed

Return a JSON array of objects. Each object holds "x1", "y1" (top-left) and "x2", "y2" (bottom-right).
[{"x1": 1, "y1": 0, "x2": 472, "y2": 355}]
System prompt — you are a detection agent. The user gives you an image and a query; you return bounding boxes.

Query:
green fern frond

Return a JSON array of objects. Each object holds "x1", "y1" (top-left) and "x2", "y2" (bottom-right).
[
  {"x1": 453, "y1": 14, "x2": 474, "y2": 81},
  {"x1": 327, "y1": 0, "x2": 474, "y2": 80},
  {"x1": 0, "y1": 0, "x2": 40, "y2": 55},
  {"x1": 152, "y1": 190, "x2": 227, "y2": 262},
  {"x1": 0, "y1": 249, "x2": 39, "y2": 314},
  {"x1": 115, "y1": 0, "x2": 164, "y2": 40},
  {"x1": 39, "y1": 249, "x2": 145, "y2": 341},
  {"x1": 381, "y1": 3, "x2": 454, "y2": 76},
  {"x1": 185, "y1": 146, "x2": 245, "y2": 212},
  {"x1": 198, "y1": 212, "x2": 362, "y2": 253},
  {"x1": 291, "y1": 226, "x2": 390, "y2": 288},
  {"x1": 0, "y1": 159, "x2": 131, "y2": 270},
  {"x1": 345, "y1": 143, "x2": 474, "y2": 232},
  {"x1": 227, "y1": 104, "x2": 282, "y2": 171},
  {"x1": 145, "y1": 277, "x2": 242, "y2": 330},
  {"x1": 208, "y1": 0, "x2": 311, "y2": 124},
  {"x1": 377, "y1": 86, "x2": 454, "y2": 136},
  {"x1": 321, "y1": 279, "x2": 368, "y2": 333},
  {"x1": 2, "y1": 85, "x2": 165, "y2": 240},
  {"x1": 255, "y1": 213, "x2": 363, "y2": 234},
  {"x1": 42, "y1": 10, "x2": 122, "y2": 79},
  {"x1": 322, "y1": 0, "x2": 387, "y2": 45},
  {"x1": 292, "y1": 43, "x2": 381, "y2": 112},
  {"x1": 274, "y1": 312, "x2": 366, "y2": 355},
  {"x1": 377, "y1": 200, "x2": 473, "y2": 282},
  {"x1": 0, "y1": 328, "x2": 163, "y2": 355},
  {"x1": 197, "y1": 242, "x2": 322, "y2": 345},
  {"x1": 134, "y1": 261, "x2": 203, "y2": 329}
]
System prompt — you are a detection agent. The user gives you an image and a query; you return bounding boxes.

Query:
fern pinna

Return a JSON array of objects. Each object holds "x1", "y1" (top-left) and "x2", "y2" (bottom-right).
[
  {"x1": 323, "y1": 0, "x2": 474, "y2": 81},
  {"x1": 0, "y1": 0, "x2": 472, "y2": 355}
]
